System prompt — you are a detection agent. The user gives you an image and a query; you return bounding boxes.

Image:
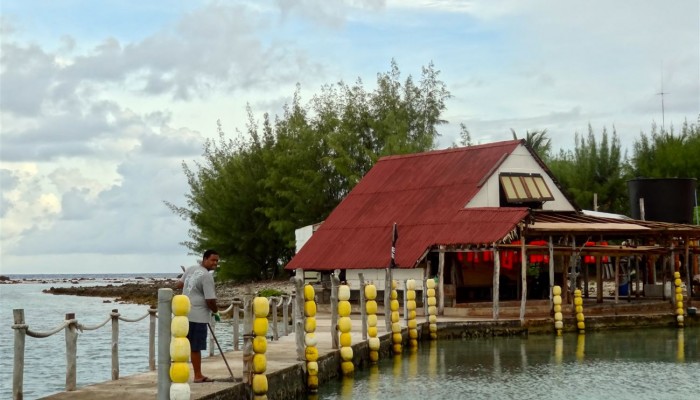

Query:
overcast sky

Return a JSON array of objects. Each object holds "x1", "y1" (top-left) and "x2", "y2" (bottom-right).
[{"x1": 1, "y1": 0, "x2": 698, "y2": 275}]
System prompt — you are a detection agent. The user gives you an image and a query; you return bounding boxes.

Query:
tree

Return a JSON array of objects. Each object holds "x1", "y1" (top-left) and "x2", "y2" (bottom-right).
[
  {"x1": 169, "y1": 61, "x2": 451, "y2": 280},
  {"x1": 630, "y1": 118, "x2": 700, "y2": 179},
  {"x1": 511, "y1": 128, "x2": 552, "y2": 160},
  {"x1": 548, "y1": 125, "x2": 628, "y2": 214}
]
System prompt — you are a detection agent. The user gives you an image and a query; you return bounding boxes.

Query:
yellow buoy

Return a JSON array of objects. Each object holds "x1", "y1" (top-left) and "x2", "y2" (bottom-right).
[
  {"x1": 338, "y1": 300, "x2": 351, "y2": 317},
  {"x1": 305, "y1": 301, "x2": 317, "y2": 317},
  {"x1": 553, "y1": 304, "x2": 562, "y2": 313},
  {"x1": 253, "y1": 336, "x2": 267, "y2": 353},
  {"x1": 392, "y1": 333, "x2": 402, "y2": 343},
  {"x1": 553, "y1": 286, "x2": 562, "y2": 296},
  {"x1": 408, "y1": 310, "x2": 416, "y2": 320},
  {"x1": 305, "y1": 317, "x2": 316, "y2": 333},
  {"x1": 369, "y1": 337, "x2": 380, "y2": 351},
  {"x1": 427, "y1": 297, "x2": 436, "y2": 306},
  {"x1": 554, "y1": 321, "x2": 564, "y2": 330},
  {"x1": 254, "y1": 297, "x2": 270, "y2": 318},
  {"x1": 341, "y1": 361, "x2": 354, "y2": 375},
  {"x1": 407, "y1": 319, "x2": 417, "y2": 329},
  {"x1": 391, "y1": 313, "x2": 399, "y2": 323},
  {"x1": 369, "y1": 351, "x2": 379, "y2": 362},
  {"x1": 172, "y1": 295, "x2": 191, "y2": 316},
  {"x1": 675, "y1": 286, "x2": 683, "y2": 294},
  {"x1": 553, "y1": 296, "x2": 562, "y2": 305},
  {"x1": 426, "y1": 279, "x2": 436, "y2": 289},
  {"x1": 338, "y1": 285, "x2": 351, "y2": 301},
  {"x1": 252, "y1": 353, "x2": 267, "y2": 374},
  {"x1": 674, "y1": 271, "x2": 681, "y2": 279},
  {"x1": 393, "y1": 344, "x2": 402, "y2": 354},
  {"x1": 577, "y1": 321, "x2": 585, "y2": 330},
  {"x1": 305, "y1": 346, "x2": 319, "y2": 362},
  {"x1": 340, "y1": 332, "x2": 352, "y2": 347},
  {"x1": 428, "y1": 306, "x2": 437, "y2": 316},
  {"x1": 409, "y1": 329, "x2": 418, "y2": 339},
  {"x1": 574, "y1": 297, "x2": 582, "y2": 306},
  {"x1": 252, "y1": 374, "x2": 268, "y2": 395},
  {"x1": 575, "y1": 305, "x2": 583, "y2": 314},
  {"x1": 308, "y1": 374, "x2": 319, "y2": 389},
  {"x1": 170, "y1": 337, "x2": 191, "y2": 362},
  {"x1": 390, "y1": 300, "x2": 399, "y2": 311},
  {"x1": 407, "y1": 279, "x2": 416, "y2": 290},
  {"x1": 554, "y1": 312, "x2": 563, "y2": 321},
  {"x1": 365, "y1": 284, "x2": 377, "y2": 300},
  {"x1": 171, "y1": 316, "x2": 189, "y2": 337},
  {"x1": 391, "y1": 322, "x2": 402, "y2": 333},
  {"x1": 429, "y1": 324, "x2": 437, "y2": 333},
  {"x1": 368, "y1": 326, "x2": 378, "y2": 338},
  {"x1": 367, "y1": 314, "x2": 377, "y2": 327},
  {"x1": 307, "y1": 361, "x2": 319, "y2": 376},
  {"x1": 427, "y1": 288, "x2": 435, "y2": 297},
  {"x1": 304, "y1": 284, "x2": 315, "y2": 301},
  {"x1": 170, "y1": 383, "x2": 190, "y2": 400},
  {"x1": 340, "y1": 346, "x2": 353, "y2": 361},
  {"x1": 338, "y1": 317, "x2": 352, "y2": 333},
  {"x1": 365, "y1": 300, "x2": 378, "y2": 315},
  {"x1": 169, "y1": 361, "x2": 190, "y2": 383},
  {"x1": 429, "y1": 315, "x2": 437, "y2": 324},
  {"x1": 253, "y1": 317, "x2": 269, "y2": 337},
  {"x1": 406, "y1": 291, "x2": 416, "y2": 301},
  {"x1": 305, "y1": 332, "x2": 318, "y2": 347},
  {"x1": 407, "y1": 300, "x2": 416, "y2": 311}
]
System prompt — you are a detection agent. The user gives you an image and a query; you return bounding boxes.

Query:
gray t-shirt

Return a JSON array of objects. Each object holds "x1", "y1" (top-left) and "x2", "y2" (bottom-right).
[{"x1": 181, "y1": 264, "x2": 217, "y2": 323}]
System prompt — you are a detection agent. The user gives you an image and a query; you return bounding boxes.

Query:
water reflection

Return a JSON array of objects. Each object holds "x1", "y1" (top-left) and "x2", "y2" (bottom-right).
[{"x1": 312, "y1": 326, "x2": 699, "y2": 400}]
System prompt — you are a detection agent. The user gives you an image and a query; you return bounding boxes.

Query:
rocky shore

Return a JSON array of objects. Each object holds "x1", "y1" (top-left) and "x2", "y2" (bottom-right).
[{"x1": 1, "y1": 275, "x2": 296, "y2": 308}]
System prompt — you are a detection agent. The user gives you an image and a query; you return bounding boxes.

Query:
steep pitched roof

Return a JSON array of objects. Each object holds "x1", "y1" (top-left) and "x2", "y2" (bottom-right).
[{"x1": 286, "y1": 140, "x2": 530, "y2": 270}]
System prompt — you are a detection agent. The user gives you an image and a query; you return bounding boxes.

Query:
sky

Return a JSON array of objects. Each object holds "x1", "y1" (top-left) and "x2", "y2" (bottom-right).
[{"x1": 1, "y1": 0, "x2": 698, "y2": 275}]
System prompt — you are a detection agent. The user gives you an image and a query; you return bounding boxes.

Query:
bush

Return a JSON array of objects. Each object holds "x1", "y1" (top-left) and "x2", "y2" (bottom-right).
[{"x1": 258, "y1": 288, "x2": 287, "y2": 297}]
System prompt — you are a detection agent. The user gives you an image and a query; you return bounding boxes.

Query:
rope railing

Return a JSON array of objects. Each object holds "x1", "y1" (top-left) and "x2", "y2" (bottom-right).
[{"x1": 11, "y1": 306, "x2": 157, "y2": 400}]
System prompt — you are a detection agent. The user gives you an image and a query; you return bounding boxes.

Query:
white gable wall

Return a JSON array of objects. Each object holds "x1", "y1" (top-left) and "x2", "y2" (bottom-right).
[{"x1": 466, "y1": 144, "x2": 576, "y2": 211}]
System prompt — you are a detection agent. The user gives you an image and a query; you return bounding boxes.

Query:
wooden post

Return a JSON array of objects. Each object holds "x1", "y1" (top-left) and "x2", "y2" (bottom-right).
[
  {"x1": 330, "y1": 270, "x2": 340, "y2": 350},
  {"x1": 614, "y1": 258, "x2": 620, "y2": 304},
  {"x1": 548, "y1": 236, "x2": 554, "y2": 307},
  {"x1": 584, "y1": 255, "x2": 589, "y2": 298},
  {"x1": 243, "y1": 289, "x2": 255, "y2": 383},
  {"x1": 384, "y1": 267, "x2": 392, "y2": 331},
  {"x1": 635, "y1": 255, "x2": 641, "y2": 299},
  {"x1": 684, "y1": 238, "x2": 692, "y2": 306},
  {"x1": 403, "y1": 280, "x2": 408, "y2": 325},
  {"x1": 596, "y1": 256, "x2": 603, "y2": 303},
  {"x1": 281, "y1": 296, "x2": 289, "y2": 337},
  {"x1": 292, "y1": 273, "x2": 305, "y2": 361},
  {"x1": 271, "y1": 297, "x2": 279, "y2": 341},
  {"x1": 492, "y1": 246, "x2": 501, "y2": 320},
  {"x1": 148, "y1": 306, "x2": 156, "y2": 371},
  {"x1": 359, "y1": 273, "x2": 367, "y2": 340},
  {"x1": 65, "y1": 313, "x2": 78, "y2": 391},
  {"x1": 13, "y1": 309, "x2": 26, "y2": 400},
  {"x1": 156, "y1": 288, "x2": 172, "y2": 400},
  {"x1": 423, "y1": 265, "x2": 429, "y2": 323},
  {"x1": 233, "y1": 302, "x2": 240, "y2": 350},
  {"x1": 438, "y1": 245, "x2": 445, "y2": 316},
  {"x1": 111, "y1": 309, "x2": 119, "y2": 380},
  {"x1": 519, "y1": 237, "x2": 527, "y2": 323}
]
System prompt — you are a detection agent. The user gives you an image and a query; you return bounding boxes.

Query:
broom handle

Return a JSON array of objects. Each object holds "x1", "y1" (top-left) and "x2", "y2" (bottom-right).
[{"x1": 208, "y1": 323, "x2": 234, "y2": 380}]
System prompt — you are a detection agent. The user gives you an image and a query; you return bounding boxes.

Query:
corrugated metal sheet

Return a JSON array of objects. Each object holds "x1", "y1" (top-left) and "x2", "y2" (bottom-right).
[{"x1": 286, "y1": 140, "x2": 527, "y2": 271}]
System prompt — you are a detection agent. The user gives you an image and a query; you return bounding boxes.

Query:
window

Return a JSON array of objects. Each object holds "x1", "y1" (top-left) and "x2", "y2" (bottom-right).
[{"x1": 499, "y1": 173, "x2": 554, "y2": 203}]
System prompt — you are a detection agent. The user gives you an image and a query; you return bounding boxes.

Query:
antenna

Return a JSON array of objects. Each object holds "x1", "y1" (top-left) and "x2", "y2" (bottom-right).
[{"x1": 657, "y1": 67, "x2": 668, "y2": 131}]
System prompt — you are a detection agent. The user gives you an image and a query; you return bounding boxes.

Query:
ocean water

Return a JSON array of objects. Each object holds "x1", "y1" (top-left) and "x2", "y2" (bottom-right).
[{"x1": 0, "y1": 273, "x2": 243, "y2": 400}]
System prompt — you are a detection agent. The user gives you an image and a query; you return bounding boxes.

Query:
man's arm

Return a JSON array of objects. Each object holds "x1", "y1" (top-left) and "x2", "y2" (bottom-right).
[{"x1": 206, "y1": 298, "x2": 218, "y2": 313}]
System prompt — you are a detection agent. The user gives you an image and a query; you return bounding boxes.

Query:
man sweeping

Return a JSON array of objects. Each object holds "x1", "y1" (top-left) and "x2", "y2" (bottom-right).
[{"x1": 176, "y1": 249, "x2": 220, "y2": 383}]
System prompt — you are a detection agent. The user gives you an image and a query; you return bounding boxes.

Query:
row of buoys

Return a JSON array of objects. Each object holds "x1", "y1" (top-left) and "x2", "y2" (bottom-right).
[
  {"x1": 426, "y1": 278, "x2": 437, "y2": 339},
  {"x1": 390, "y1": 280, "x2": 402, "y2": 354},
  {"x1": 252, "y1": 297, "x2": 270, "y2": 399},
  {"x1": 304, "y1": 284, "x2": 319, "y2": 391},
  {"x1": 365, "y1": 284, "x2": 381, "y2": 363},
  {"x1": 552, "y1": 286, "x2": 563, "y2": 335},
  {"x1": 673, "y1": 271, "x2": 685, "y2": 328},
  {"x1": 574, "y1": 289, "x2": 585, "y2": 333},
  {"x1": 170, "y1": 294, "x2": 191, "y2": 400},
  {"x1": 406, "y1": 279, "x2": 418, "y2": 349},
  {"x1": 338, "y1": 284, "x2": 354, "y2": 375}
]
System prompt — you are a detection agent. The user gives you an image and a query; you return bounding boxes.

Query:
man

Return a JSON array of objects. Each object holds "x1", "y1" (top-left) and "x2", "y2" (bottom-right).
[{"x1": 177, "y1": 249, "x2": 220, "y2": 383}]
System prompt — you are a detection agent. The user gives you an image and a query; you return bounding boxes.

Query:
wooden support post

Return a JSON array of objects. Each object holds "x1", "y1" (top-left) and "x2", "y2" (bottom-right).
[
  {"x1": 519, "y1": 237, "x2": 527, "y2": 323},
  {"x1": 584, "y1": 257, "x2": 590, "y2": 298},
  {"x1": 156, "y1": 288, "x2": 172, "y2": 400},
  {"x1": 635, "y1": 255, "x2": 641, "y2": 299},
  {"x1": 233, "y1": 302, "x2": 240, "y2": 350},
  {"x1": 596, "y1": 257, "x2": 603, "y2": 303},
  {"x1": 281, "y1": 296, "x2": 289, "y2": 337},
  {"x1": 614, "y1": 258, "x2": 620, "y2": 304},
  {"x1": 13, "y1": 309, "x2": 26, "y2": 400},
  {"x1": 243, "y1": 287, "x2": 255, "y2": 384},
  {"x1": 271, "y1": 297, "x2": 279, "y2": 341},
  {"x1": 438, "y1": 245, "x2": 445, "y2": 316},
  {"x1": 65, "y1": 313, "x2": 78, "y2": 391},
  {"x1": 384, "y1": 268, "x2": 392, "y2": 331},
  {"x1": 330, "y1": 270, "x2": 340, "y2": 350},
  {"x1": 548, "y1": 236, "x2": 554, "y2": 307},
  {"x1": 403, "y1": 280, "x2": 408, "y2": 325},
  {"x1": 359, "y1": 273, "x2": 367, "y2": 340},
  {"x1": 111, "y1": 309, "x2": 119, "y2": 380},
  {"x1": 148, "y1": 306, "x2": 156, "y2": 371},
  {"x1": 684, "y1": 238, "x2": 692, "y2": 306},
  {"x1": 293, "y1": 272, "x2": 305, "y2": 361},
  {"x1": 493, "y1": 245, "x2": 501, "y2": 320}
]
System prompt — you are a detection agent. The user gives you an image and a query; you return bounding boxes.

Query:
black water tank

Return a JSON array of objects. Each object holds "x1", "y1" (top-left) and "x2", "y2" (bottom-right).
[{"x1": 627, "y1": 178, "x2": 697, "y2": 223}]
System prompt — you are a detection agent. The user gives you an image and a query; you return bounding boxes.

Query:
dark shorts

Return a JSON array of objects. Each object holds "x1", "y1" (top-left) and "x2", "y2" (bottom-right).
[{"x1": 187, "y1": 322, "x2": 208, "y2": 351}]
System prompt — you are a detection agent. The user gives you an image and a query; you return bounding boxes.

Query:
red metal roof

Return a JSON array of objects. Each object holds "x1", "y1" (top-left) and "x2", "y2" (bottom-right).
[{"x1": 286, "y1": 140, "x2": 530, "y2": 271}]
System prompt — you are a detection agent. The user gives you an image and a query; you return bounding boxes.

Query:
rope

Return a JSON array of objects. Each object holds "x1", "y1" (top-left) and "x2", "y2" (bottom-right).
[
  {"x1": 118, "y1": 311, "x2": 150, "y2": 323},
  {"x1": 22, "y1": 320, "x2": 74, "y2": 338},
  {"x1": 78, "y1": 316, "x2": 112, "y2": 331}
]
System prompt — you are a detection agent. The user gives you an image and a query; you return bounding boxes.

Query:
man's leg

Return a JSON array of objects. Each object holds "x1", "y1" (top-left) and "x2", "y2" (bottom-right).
[{"x1": 191, "y1": 350, "x2": 203, "y2": 381}]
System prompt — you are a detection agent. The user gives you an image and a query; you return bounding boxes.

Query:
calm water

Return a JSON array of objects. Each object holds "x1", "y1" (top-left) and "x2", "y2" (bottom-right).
[
  {"x1": 313, "y1": 326, "x2": 700, "y2": 400},
  {"x1": 3, "y1": 276, "x2": 699, "y2": 400}
]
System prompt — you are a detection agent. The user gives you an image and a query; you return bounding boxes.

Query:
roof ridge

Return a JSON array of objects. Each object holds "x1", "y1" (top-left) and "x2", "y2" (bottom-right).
[{"x1": 378, "y1": 139, "x2": 521, "y2": 162}]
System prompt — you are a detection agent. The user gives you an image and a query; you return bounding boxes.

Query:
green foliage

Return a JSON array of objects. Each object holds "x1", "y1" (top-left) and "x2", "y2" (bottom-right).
[
  {"x1": 511, "y1": 129, "x2": 552, "y2": 160},
  {"x1": 630, "y1": 119, "x2": 700, "y2": 179},
  {"x1": 548, "y1": 125, "x2": 629, "y2": 214},
  {"x1": 168, "y1": 60, "x2": 450, "y2": 281},
  {"x1": 258, "y1": 288, "x2": 287, "y2": 297}
]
